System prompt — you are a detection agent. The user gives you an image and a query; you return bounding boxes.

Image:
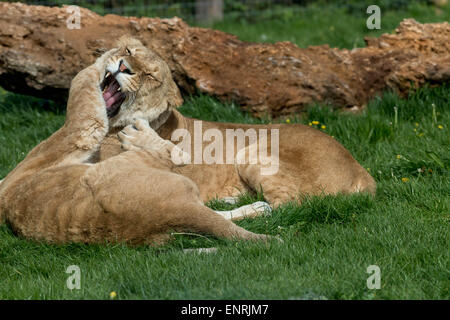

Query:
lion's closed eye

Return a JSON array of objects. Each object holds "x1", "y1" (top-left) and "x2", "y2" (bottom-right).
[{"x1": 146, "y1": 72, "x2": 161, "y2": 83}]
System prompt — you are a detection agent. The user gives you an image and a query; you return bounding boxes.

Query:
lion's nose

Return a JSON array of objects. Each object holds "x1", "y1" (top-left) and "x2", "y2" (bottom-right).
[
  {"x1": 119, "y1": 60, "x2": 127, "y2": 72},
  {"x1": 119, "y1": 60, "x2": 134, "y2": 75}
]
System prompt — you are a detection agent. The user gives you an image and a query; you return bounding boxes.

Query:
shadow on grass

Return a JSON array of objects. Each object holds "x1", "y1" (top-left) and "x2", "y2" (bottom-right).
[{"x1": 0, "y1": 89, "x2": 65, "y2": 115}]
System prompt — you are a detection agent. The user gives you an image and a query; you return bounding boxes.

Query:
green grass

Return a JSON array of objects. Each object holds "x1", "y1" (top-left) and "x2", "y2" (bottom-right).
[
  {"x1": 0, "y1": 2, "x2": 449, "y2": 299},
  {"x1": 211, "y1": 2, "x2": 450, "y2": 49},
  {"x1": 1, "y1": 84, "x2": 448, "y2": 300}
]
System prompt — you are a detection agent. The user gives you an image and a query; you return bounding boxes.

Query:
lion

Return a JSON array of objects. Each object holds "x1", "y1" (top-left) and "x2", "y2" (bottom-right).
[
  {"x1": 99, "y1": 37, "x2": 376, "y2": 207},
  {"x1": 0, "y1": 38, "x2": 273, "y2": 245}
]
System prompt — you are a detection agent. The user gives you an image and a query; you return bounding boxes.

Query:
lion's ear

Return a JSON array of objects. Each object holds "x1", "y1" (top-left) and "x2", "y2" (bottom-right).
[{"x1": 167, "y1": 79, "x2": 183, "y2": 108}]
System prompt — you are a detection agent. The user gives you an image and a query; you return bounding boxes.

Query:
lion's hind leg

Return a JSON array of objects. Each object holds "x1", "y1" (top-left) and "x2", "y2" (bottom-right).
[
  {"x1": 82, "y1": 151, "x2": 272, "y2": 244},
  {"x1": 113, "y1": 120, "x2": 273, "y2": 242},
  {"x1": 236, "y1": 159, "x2": 302, "y2": 207},
  {"x1": 175, "y1": 203, "x2": 272, "y2": 242},
  {"x1": 237, "y1": 157, "x2": 375, "y2": 207}
]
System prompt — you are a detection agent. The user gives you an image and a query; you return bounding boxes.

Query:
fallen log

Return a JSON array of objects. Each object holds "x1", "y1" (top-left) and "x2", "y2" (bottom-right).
[{"x1": 0, "y1": 2, "x2": 449, "y2": 117}]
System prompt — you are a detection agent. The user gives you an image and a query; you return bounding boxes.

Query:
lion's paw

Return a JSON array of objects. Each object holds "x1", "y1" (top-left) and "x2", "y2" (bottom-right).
[{"x1": 118, "y1": 118, "x2": 167, "y2": 151}]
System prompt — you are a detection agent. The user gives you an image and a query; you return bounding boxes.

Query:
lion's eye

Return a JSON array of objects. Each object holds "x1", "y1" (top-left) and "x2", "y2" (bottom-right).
[{"x1": 125, "y1": 47, "x2": 132, "y2": 55}]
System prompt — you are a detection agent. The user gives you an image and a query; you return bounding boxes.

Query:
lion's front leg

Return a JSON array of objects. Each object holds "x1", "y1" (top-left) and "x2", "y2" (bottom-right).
[{"x1": 118, "y1": 119, "x2": 189, "y2": 166}]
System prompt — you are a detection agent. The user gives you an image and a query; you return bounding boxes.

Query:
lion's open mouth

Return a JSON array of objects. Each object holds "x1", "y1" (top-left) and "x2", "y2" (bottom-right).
[{"x1": 101, "y1": 72, "x2": 126, "y2": 118}]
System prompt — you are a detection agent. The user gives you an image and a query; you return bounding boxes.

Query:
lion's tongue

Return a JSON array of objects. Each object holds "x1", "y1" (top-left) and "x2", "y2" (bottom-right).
[
  {"x1": 103, "y1": 80, "x2": 121, "y2": 108},
  {"x1": 105, "y1": 91, "x2": 123, "y2": 108}
]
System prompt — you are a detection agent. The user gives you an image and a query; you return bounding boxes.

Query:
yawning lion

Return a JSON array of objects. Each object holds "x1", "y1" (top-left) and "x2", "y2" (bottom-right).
[
  {"x1": 99, "y1": 37, "x2": 376, "y2": 207},
  {"x1": 0, "y1": 37, "x2": 272, "y2": 245}
]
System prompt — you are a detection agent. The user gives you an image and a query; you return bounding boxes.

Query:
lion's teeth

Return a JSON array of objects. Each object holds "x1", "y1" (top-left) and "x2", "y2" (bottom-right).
[{"x1": 117, "y1": 87, "x2": 121, "y2": 92}]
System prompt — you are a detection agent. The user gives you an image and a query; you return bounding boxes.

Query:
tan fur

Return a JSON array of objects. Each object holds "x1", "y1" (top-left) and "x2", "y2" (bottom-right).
[
  {"x1": 99, "y1": 38, "x2": 376, "y2": 207},
  {"x1": 0, "y1": 38, "x2": 271, "y2": 245}
]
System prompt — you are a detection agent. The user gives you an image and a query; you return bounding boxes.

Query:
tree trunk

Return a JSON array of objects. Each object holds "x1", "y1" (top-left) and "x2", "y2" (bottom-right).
[{"x1": 0, "y1": 2, "x2": 448, "y2": 117}]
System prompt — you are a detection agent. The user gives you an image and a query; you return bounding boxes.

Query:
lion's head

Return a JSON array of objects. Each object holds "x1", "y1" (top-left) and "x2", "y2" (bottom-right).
[{"x1": 94, "y1": 36, "x2": 183, "y2": 129}]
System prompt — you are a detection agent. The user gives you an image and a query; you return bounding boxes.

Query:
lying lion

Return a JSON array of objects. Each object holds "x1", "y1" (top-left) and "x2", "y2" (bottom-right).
[
  {"x1": 0, "y1": 37, "x2": 375, "y2": 245},
  {"x1": 0, "y1": 39, "x2": 272, "y2": 245},
  {"x1": 100, "y1": 37, "x2": 376, "y2": 207}
]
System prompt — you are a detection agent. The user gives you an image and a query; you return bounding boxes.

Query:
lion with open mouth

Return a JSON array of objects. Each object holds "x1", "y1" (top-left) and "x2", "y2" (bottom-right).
[
  {"x1": 0, "y1": 37, "x2": 272, "y2": 245},
  {"x1": 99, "y1": 37, "x2": 376, "y2": 208}
]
